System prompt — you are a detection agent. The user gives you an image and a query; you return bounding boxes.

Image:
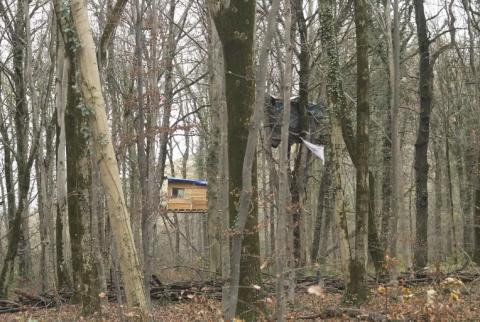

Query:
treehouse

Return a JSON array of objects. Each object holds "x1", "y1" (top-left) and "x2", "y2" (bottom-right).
[{"x1": 165, "y1": 177, "x2": 208, "y2": 213}]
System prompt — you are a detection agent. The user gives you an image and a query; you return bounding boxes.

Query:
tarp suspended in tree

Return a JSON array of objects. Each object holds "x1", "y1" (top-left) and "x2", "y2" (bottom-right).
[
  {"x1": 265, "y1": 95, "x2": 326, "y2": 147},
  {"x1": 301, "y1": 138, "x2": 325, "y2": 161}
]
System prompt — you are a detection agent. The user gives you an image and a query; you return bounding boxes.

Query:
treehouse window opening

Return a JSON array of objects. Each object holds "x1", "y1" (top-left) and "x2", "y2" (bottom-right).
[{"x1": 172, "y1": 188, "x2": 185, "y2": 198}]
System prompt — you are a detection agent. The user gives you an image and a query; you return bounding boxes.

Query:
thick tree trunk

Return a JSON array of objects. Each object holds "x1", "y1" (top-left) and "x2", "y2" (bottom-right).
[
  {"x1": 318, "y1": 0, "x2": 351, "y2": 282},
  {"x1": 65, "y1": 56, "x2": 101, "y2": 314},
  {"x1": 348, "y1": 0, "x2": 370, "y2": 303},
  {"x1": 67, "y1": 0, "x2": 149, "y2": 317},
  {"x1": 413, "y1": 0, "x2": 433, "y2": 270},
  {"x1": 209, "y1": 0, "x2": 267, "y2": 319}
]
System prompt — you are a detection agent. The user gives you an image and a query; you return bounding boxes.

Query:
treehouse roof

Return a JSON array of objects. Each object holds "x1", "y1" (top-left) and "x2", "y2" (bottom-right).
[{"x1": 166, "y1": 177, "x2": 207, "y2": 187}]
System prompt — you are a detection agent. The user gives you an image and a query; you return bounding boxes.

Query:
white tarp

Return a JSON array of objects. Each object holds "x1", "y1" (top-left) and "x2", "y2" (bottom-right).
[{"x1": 301, "y1": 138, "x2": 324, "y2": 161}]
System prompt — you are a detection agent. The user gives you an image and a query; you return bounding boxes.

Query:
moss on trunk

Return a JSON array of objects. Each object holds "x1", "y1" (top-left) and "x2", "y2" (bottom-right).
[{"x1": 65, "y1": 59, "x2": 101, "y2": 315}]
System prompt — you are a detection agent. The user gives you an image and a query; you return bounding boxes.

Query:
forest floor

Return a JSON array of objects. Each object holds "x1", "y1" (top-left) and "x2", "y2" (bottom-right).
[{"x1": 2, "y1": 269, "x2": 480, "y2": 321}]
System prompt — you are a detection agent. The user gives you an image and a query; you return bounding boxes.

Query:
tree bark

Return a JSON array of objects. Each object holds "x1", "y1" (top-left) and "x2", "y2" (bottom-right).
[
  {"x1": 206, "y1": 15, "x2": 225, "y2": 275},
  {"x1": 276, "y1": 0, "x2": 294, "y2": 317},
  {"x1": 348, "y1": 0, "x2": 370, "y2": 303},
  {"x1": 311, "y1": 150, "x2": 331, "y2": 262},
  {"x1": 391, "y1": 0, "x2": 407, "y2": 266},
  {"x1": 67, "y1": 0, "x2": 149, "y2": 317},
  {"x1": 65, "y1": 54, "x2": 101, "y2": 313},
  {"x1": 444, "y1": 120, "x2": 458, "y2": 261},
  {"x1": 318, "y1": 0, "x2": 351, "y2": 282},
  {"x1": 412, "y1": 0, "x2": 433, "y2": 270},
  {"x1": 133, "y1": 0, "x2": 153, "y2": 303},
  {"x1": 208, "y1": 0, "x2": 266, "y2": 319},
  {"x1": 433, "y1": 135, "x2": 444, "y2": 261},
  {"x1": 55, "y1": 29, "x2": 71, "y2": 289}
]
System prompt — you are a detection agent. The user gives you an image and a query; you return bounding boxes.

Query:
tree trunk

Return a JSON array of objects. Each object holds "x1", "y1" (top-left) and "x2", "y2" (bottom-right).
[
  {"x1": 381, "y1": 0, "x2": 393, "y2": 255},
  {"x1": 133, "y1": 0, "x2": 153, "y2": 303},
  {"x1": 461, "y1": 0, "x2": 476, "y2": 259},
  {"x1": 391, "y1": 0, "x2": 406, "y2": 266},
  {"x1": 318, "y1": 0, "x2": 351, "y2": 282},
  {"x1": 65, "y1": 54, "x2": 101, "y2": 314},
  {"x1": 206, "y1": 15, "x2": 225, "y2": 275},
  {"x1": 209, "y1": 0, "x2": 267, "y2": 319},
  {"x1": 311, "y1": 150, "x2": 331, "y2": 261},
  {"x1": 55, "y1": 30, "x2": 71, "y2": 289},
  {"x1": 433, "y1": 135, "x2": 444, "y2": 261},
  {"x1": 348, "y1": 0, "x2": 370, "y2": 303},
  {"x1": 444, "y1": 121, "x2": 458, "y2": 262},
  {"x1": 474, "y1": 150, "x2": 480, "y2": 263},
  {"x1": 67, "y1": 0, "x2": 149, "y2": 316},
  {"x1": 276, "y1": 0, "x2": 294, "y2": 317},
  {"x1": 413, "y1": 0, "x2": 433, "y2": 270},
  {"x1": 291, "y1": 0, "x2": 310, "y2": 268}
]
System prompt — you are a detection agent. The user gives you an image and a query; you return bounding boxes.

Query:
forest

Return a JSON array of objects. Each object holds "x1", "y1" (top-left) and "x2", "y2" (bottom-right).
[{"x1": 0, "y1": 0, "x2": 479, "y2": 320}]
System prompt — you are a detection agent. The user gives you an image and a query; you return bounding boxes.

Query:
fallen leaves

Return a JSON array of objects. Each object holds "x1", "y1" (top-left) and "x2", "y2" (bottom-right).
[{"x1": 2, "y1": 275, "x2": 480, "y2": 321}]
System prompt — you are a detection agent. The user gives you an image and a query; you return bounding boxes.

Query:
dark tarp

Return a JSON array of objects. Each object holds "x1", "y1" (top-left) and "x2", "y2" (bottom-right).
[{"x1": 265, "y1": 95, "x2": 326, "y2": 148}]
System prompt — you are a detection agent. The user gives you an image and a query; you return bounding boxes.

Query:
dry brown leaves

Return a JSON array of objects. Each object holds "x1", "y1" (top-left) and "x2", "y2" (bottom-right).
[{"x1": 2, "y1": 281, "x2": 480, "y2": 321}]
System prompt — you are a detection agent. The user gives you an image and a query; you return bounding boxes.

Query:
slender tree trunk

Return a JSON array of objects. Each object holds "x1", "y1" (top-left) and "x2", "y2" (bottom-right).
[
  {"x1": 444, "y1": 120, "x2": 458, "y2": 262},
  {"x1": 474, "y1": 150, "x2": 480, "y2": 263},
  {"x1": 90, "y1": 157, "x2": 108, "y2": 307},
  {"x1": 433, "y1": 135, "x2": 444, "y2": 261},
  {"x1": 381, "y1": 0, "x2": 393, "y2": 255},
  {"x1": 55, "y1": 30, "x2": 70, "y2": 289},
  {"x1": 291, "y1": 0, "x2": 310, "y2": 268},
  {"x1": 133, "y1": 0, "x2": 153, "y2": 303},
  {"x1": 155, "y1": 0, "x2": 176, "y2": 191},
  {"x1": 391, "y1": 0, "x2": 406, "y2": 266},
  {"x1": 311, "y1": 151, "x2": 331, "y2": 261},
  {"x1": 17, "y1": 0, "x2": 33, "y2": 283},
  {"x1": 461, "y1": 0, "x2": 476, "y2": 259},
  {"x1": 206, "y1": 15, "x2": 225, "y2": 275},
  {"x1": 276, "y1": 0, "x2": 294, "y2": 317}
]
